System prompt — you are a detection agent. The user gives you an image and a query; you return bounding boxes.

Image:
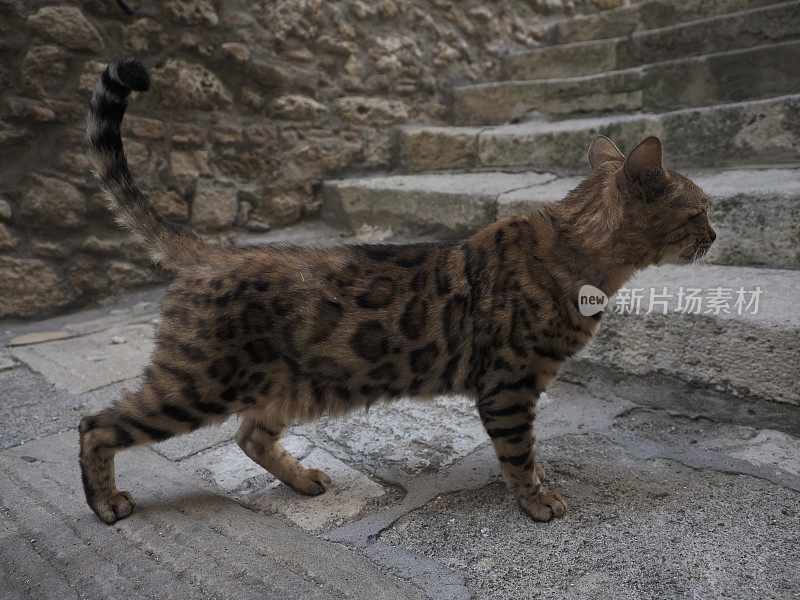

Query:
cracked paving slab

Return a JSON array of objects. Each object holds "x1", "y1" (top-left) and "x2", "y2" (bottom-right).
[
  {"x1": 10, "y1": 322, "x2": 156, "y2": 394},
  {"x1": 293, "y1": 395, "x2": 489, "y2": 478},
  {"x1": 184, "y1": 438, "x2": 393, "y2": 533},
  {"x1": 611, "y1": 407, "x2": 800, "y2": 490},
  {"x1": 380, "y1": 434, "x2": 800, "y2": 600}
]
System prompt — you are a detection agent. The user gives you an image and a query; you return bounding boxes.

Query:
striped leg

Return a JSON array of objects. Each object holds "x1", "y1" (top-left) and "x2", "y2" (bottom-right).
[
  {"x1": 236, "y1": 417, "x2": 331, "y2": 495},
  {"x1": 478, "y1": 389, "x2": 566, "y2": 522},
  {"x1": 79, "y1": 376, "x2": 229, "y2": 524}
]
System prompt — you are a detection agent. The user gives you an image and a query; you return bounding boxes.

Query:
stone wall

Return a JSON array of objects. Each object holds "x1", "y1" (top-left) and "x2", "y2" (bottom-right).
[{"x1": 0, "y1": 0, "x2": 625, "y2": 320}]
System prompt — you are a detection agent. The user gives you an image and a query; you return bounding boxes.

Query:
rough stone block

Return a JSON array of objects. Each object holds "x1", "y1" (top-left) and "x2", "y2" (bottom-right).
[
  {"x1": 20, "y1": 176, "x2": 86, "y2": 230},
  {"x1": 20, "y1": 45, "x2": 66, "y2": 95},
  {"x1": 335, "y1": 96, "x2": 409, "y2": 126},
  {"x1": 478, "y1": 114, "x2": 662, "y2": 172},
  {"x1": 0, "y1": 257, "x2": 69, "y2": 320},
  {"x1": 156, "y1": 60, "x2": 233, "y2": 110},
  {"x1": 270, "y1": 95, "x2": 328, "y2": 122},
  {"x1": 192, "y1": 179, "x2": 239, "y2": 230},
  {"x1": 399, "y1": 127, "x2": 479, "y2": 172},
  {"x1": 27, "y1": 6, "x2": 103, "y2": 51},
  {"x1": 164, "y1": 0, "x2": 219, "y2": 27}
]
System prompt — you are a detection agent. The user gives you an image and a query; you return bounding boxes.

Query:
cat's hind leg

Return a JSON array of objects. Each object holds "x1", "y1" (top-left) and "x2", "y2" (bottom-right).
[
  {"x1": 236, "y1": 416, "x2": 331, "y2": 495},
  {"x1": 79, "y1": 367, "x2": 232, "y2": 524}
]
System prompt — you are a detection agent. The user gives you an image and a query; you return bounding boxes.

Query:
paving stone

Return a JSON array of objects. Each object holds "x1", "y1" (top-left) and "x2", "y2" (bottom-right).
[
  {"x1": 381, "y1": 434, "x2": 800, "y2": 600},
  {"x1": 182, "y1": 438, "x2": 388, "y2": 532},
  {"x1": 10, "y1": 322, "x2": 155, "y2": 394},
  {"x1": 234, "y1": 447, "x2": 387, "y2": 532},
  {"x1": 0, "y1": 529, "x2": 83, "y2": 600},
  {"x1": 297, "y1": 396, "x2": 489, "y2": 477},
  {"x1": 185, "y1": 434, "x2": 314, "y2": 493},
  {"x1": 612, "y1": 406, "x2": 800, "y2": 479},
  {"x1": 0, "y1": 369, "x2": 143, "y2": 451},
  {"x1": 0, "y1": 431, "x2": 424, "y2": 599},
  {"x1": 61, "y1": 304, "x2": 159, "y2": 336},
  {"x1": 0, "y1": 367, "x2": 82, "y2": 450},
  {"x1": 536, "y1": 380, "x2": 634, "y2": 441},
  {"x1": 724, "y1": 430, "x2": 800, "y2": 477}
]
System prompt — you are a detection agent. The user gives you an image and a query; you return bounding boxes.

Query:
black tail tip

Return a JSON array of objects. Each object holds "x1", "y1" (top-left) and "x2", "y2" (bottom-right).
[{"x1": 114, "y1": 57, "x2": 150, "y2": 93}]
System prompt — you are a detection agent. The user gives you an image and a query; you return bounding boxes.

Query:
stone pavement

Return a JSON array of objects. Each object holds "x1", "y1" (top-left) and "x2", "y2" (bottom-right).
[{"x1": 1, "y1": 261, "x2": 798, "y2": 599}]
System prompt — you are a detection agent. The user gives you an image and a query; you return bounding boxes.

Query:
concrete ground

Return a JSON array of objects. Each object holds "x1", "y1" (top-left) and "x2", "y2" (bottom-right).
[{"x1": 1, "y1": 228, "x2": 798, "y2": 599}]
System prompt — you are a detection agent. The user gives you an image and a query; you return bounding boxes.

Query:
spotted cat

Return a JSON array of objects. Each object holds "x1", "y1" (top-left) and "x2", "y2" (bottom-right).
[{"x1": 80, "y1": 59, "x2": 716, "y2": 525}]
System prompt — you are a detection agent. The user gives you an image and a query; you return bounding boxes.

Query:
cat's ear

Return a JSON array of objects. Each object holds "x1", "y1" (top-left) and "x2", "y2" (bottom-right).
[
  {"x1": 587, "y1": 135, "x2": 624, "y2": 169},
  {"x1": 624, "y1": 136, "x2": 664, "y2": 184}
]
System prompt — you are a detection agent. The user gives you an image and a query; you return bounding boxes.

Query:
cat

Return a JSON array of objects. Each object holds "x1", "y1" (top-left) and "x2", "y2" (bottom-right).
[{"x1": 80, "y1": 58, "x2": 716, "y2": 525}]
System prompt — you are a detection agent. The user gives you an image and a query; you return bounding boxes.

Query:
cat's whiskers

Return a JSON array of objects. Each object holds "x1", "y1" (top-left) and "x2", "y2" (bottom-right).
[{"x1": 655, "y1": 238, "x2": 673, "y2": 263}]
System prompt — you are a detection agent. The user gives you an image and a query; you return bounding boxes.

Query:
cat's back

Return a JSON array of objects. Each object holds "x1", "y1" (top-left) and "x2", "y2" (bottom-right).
[{"x1": 157, "y1": 239, "x2": 470, "y2": 364}]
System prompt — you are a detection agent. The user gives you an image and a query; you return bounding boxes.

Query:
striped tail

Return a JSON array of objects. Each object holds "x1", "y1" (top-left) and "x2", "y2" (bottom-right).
[{"x1": 85, "y1": 58, "x2": 209, "y2": 270}]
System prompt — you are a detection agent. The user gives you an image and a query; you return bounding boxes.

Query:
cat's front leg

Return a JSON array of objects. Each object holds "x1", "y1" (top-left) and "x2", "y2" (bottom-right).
[{"x1": 478, "y1": 388, "x2": 566, "y2": 522}]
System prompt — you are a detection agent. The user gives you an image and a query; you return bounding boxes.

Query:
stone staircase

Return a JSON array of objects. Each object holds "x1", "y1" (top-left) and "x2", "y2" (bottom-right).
[{"x1": 318, "y1": 0, "x2": 800, "y2": 414}]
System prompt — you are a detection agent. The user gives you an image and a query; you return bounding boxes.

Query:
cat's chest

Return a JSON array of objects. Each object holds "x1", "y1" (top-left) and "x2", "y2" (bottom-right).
[{"x1": 499, "y1": 291, "x2": 598, "y2": 364}]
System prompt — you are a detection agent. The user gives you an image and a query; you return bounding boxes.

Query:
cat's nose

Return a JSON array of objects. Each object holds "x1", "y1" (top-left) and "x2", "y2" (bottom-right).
[{"x1": 708, "y1": 227, "x2": 717, "y2": 243}]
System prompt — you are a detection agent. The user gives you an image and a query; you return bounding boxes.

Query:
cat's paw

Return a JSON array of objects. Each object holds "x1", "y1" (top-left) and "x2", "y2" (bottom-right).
[
  {"x1": 291, "y1": 468, "x2": 332, "y2": 496},
  {"x1": 518, "y1": 490, "x2": 566, "y2": 522},
  {"x1": 91, "y1": 490, "x2": 135, "y2": 524}
]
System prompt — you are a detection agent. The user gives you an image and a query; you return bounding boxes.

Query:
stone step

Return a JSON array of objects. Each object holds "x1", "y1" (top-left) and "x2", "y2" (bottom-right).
[
  {"x1": 455, "y1": 40, "x2": 800, "y2": 125},
  {"x1": 400, "y1": 94, "x2": 800, "y2": 174},
  {"x1": 321, "y1": 167, "x2": 800, "y2": 269},
  {"x1": 579, "y1": 263, "x2": 800, "y2": 407},
  {"x1": 540, "y1": 0, "x2": 786, "y2": 45},
  {"x1": 510, "y1": 1, "x2": 800, "y2": 81}
]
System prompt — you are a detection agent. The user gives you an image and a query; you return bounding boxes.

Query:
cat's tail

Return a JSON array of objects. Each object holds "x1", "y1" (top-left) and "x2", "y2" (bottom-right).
[{"x1": 85, "y1": 58, "x2": 209, "y2": 270}]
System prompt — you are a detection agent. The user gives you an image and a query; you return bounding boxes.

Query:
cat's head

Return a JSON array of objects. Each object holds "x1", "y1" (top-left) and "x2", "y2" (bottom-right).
[{"x1": 584, "y1": 135, "x2": 716, "y2": 268}]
